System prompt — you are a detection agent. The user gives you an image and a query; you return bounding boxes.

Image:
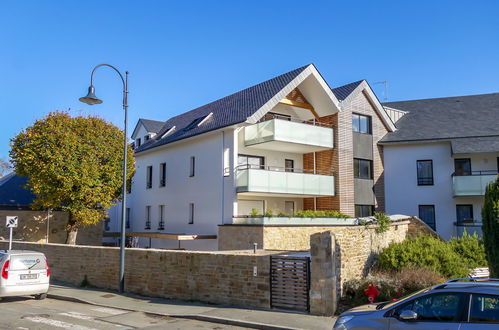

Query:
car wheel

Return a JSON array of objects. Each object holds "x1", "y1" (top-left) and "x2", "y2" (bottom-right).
[{"x1": 34, "y1": 293, "x2": 47, "y2": 300}]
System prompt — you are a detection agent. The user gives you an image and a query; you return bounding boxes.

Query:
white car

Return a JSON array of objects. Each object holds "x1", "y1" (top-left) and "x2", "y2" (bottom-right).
[{"x1": 0, "y1": 250, "x2": 50, "y2": 300}]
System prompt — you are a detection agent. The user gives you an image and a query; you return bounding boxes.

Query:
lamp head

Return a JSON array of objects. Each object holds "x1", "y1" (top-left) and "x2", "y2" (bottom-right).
[{"x1": 79, "y1": 85, "x2": 103, "y2": 105}]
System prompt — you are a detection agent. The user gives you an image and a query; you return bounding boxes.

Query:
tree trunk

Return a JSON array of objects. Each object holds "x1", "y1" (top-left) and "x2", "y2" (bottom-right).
[{"x1": 65, "y1": 215, "x2": 78, "y2": 245}]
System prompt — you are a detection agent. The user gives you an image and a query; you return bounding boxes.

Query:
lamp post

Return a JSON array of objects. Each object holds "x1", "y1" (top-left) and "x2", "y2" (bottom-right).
[{"x1": 79, "y1": 64, "x2": 129, "y2": 293}]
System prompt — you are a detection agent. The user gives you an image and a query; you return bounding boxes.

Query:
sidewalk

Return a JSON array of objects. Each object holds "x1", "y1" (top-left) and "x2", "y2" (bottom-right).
[{"x1": 48, "y1": 283, "x2": 335, "y2": 330}]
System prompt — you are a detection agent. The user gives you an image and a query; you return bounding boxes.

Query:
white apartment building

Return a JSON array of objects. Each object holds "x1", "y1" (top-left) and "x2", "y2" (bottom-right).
[
  {"x1": 107, "y1": 64, "x2": 397, "y2": 249},
  {"x1": 381, "y1": 94, "x2": 499, "y2": 240}
]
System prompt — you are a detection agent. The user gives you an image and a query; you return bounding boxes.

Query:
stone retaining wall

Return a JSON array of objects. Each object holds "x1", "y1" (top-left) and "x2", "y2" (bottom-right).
[
  {"x1": 219, "y1": 219, "x2": 409, "y2": 292},
  {"x1": 0, "y1": 241, "x2": 271, "y2": 308}
]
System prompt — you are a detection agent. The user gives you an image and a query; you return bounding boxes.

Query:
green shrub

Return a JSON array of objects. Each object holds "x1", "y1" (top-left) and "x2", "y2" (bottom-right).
[
  {"x1": 277, "y1": 211, "x2": 288, "y2": 217},
  {"x1": 294, "y1": 210, "x2": 349, "y2": 218},
  {"x1": 377, "y1": 235, "x2": 469, "y2": 278},
  {"x1": 249, "y1": 208, "x2": 260, "y2": 217},
  {"x1": 482, "y1": 177, "x2": 499, "y2": 277},
  {"x1": 374, "y1": 212, "x2": 391, "y2": 234},
  {"x1": 264, "y1": 209, "x2": 274, "y2": 217},
  {"x1": 449, "y1": 231, "x2": 487, "y2": 268}
]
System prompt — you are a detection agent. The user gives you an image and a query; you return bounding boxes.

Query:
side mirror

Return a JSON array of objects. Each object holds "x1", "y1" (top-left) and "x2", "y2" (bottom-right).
[{"x1": 399, "y1": 310, "x2": 418, "y2": 321}]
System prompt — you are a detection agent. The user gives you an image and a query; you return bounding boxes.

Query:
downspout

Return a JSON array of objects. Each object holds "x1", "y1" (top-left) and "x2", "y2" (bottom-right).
[
  {"x1": 221, "y1": 131, "x2": 225, "y2": 225},
  {"x1": 313, "y1": 152, "x2": 317, "y2": 211}
]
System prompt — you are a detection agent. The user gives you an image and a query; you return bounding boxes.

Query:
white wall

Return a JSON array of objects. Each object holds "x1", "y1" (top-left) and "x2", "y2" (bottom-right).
[
  {"x1": 109, "y1": 128, "x2": 237, "y2": 251},
  {"x1": 384, "y1": 142, "x2": 489, "y2": 240}
]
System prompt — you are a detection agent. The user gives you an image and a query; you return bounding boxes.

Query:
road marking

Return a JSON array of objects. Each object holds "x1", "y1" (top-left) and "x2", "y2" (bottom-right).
[
  {"x1": 23, "y1": 316, "x2": 98, "y2": 330},
  {"x1": 91, "y1": 307, "x2": 127, "y2": 315},
  {"x1": 58, "y1": 312, "x2": 123, "y2": 327}
]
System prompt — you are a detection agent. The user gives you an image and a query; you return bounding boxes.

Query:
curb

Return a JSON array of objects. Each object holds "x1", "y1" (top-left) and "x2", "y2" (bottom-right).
[{"x1": 47, "y1": 293, "x2": 299, "y2": 330}]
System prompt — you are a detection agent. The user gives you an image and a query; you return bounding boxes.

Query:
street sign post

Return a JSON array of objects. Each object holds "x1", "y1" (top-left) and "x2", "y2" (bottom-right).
[{"x1": 6, "y1": 216, "x2": 18, "y2": 250}]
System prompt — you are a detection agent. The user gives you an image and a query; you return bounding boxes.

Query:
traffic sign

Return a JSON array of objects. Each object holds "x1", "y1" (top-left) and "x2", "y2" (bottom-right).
[{"x1": 6, "y1": 216, "x2": 18, "y2": 228}]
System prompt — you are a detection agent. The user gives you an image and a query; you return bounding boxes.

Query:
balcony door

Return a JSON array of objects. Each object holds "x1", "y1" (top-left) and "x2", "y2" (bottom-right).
[
  {"x1": 454, "y1": 158, "x2": 471, "y2": 176},
  {"x1": 238, "y1": 154, "x2": 265, "y2": 169}
]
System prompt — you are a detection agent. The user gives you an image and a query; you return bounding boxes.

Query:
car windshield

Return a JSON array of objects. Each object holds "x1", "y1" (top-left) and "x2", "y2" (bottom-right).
[{"x1": 378, "y1": 287, "x2": 430, "y2": 310}]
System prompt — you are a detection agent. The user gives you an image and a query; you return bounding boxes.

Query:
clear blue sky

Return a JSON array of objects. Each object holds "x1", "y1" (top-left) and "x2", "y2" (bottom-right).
[{"x1": 1, "y1": 0, "x2": 498, "y2": 160}]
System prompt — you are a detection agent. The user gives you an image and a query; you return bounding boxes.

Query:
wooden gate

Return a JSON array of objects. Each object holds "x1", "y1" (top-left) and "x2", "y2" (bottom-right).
[{"x1": 270, "y1": 255, "x2": 310, "y2": 311}]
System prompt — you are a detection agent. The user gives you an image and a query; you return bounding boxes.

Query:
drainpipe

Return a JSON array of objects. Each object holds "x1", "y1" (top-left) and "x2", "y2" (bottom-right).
[
  {"x1": 313, "y1": 152, "x2": 317, "y2": 211},
  {"x1": 221, "y1": 131, "x2": 225, "y2": 225},
  {"x1": 46, "y1": 209, "x2": 52, "y2": 243}
]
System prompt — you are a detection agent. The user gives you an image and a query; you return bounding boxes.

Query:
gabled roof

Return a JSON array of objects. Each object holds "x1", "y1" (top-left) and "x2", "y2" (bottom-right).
[
  {"x1": 381, "y1": 93, "x2": 499, "y2": 144},
  {"x1": 135, "y1": 65, "x2": 312, "y2": 153},
  {"x1": 0, "y1": 173, "x2": 35, "y2": 209},
  {"x1": 332, "y1": 80, "x2": 363, "y2": 101},
  {"x1": 131, "y1": 118, "x2": 165, "y2": 140},
  {"x1": 140, "y1": 119, "x2": 164, "y2": 133}
]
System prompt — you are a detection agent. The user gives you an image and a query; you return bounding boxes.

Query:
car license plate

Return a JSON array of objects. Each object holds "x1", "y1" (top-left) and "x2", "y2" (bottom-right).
[{"x1": 20, "y1": 274, "x2": 38, "y2": 280}]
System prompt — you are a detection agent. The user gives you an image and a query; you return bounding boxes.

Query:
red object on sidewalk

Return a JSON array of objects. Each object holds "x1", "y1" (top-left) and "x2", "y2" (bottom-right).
[{"x1": 364, "y1": 284, "x2": 380, "y2": 303}]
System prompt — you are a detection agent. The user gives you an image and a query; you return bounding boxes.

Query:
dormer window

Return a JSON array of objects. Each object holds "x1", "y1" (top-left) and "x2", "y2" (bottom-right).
[
  {"x1": 144, "y1": 135, "x2": 150, "y2": 141},
  {"x1": 135, "y1": 138, "x2": 141, "y2": 148},
  {"x1": 184, "y1": 113, "x2": 213, "y2": 131}
]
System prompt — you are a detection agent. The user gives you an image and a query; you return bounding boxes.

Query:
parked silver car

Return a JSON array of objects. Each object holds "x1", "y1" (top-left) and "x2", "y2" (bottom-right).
[
  {"x1": 0, "y1": 250, "x2": 50, "y2": 300},
  {"x1": 334, "y1": 278, "x2": 499, "y2": 329}
]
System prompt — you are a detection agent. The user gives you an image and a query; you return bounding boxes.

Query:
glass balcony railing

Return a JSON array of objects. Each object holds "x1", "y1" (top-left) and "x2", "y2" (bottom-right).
[
  {"x1": 235, "y1": 165, "x2": 335, "y2": 196},
  {"x1": 452, "y1": 171, "x2": 498, "y2": 196},
  {"x1": 244, "y1": 116, "x2": 334, "y2": 151}
]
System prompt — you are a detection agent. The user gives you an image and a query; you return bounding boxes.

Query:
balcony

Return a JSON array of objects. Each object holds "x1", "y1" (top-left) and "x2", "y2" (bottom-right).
[
  {"x1": 235, "y1": 165, "x2": 335, "y2": 197},
  {"x1": 452, "y1": 171, "x2": 498, "y2": 196},
  {"x1": 244, "y1": 115, "x2": 334, "y2": 153}
]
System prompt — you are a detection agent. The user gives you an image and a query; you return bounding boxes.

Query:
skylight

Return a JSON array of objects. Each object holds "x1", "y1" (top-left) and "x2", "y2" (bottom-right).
[{"x1": 184, "y1": 112, "x2": 213, "y2": 131}]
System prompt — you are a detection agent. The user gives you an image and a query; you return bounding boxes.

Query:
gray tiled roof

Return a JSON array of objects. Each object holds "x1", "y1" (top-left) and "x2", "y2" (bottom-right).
[
  {"x1": 0, "y1": 173, "x2": 34, "y2": 209},
  {"x1": 140, "y1": 119, "x2": 164, "y2": 134},
  {"x1": 331, "y1": 80, "x2": 363, "y2": 101},
  {"x1": 451, "y1": 136, "x2": 499, "y2": 154},
  {"x1": 381, "y1": 93, "x2": 499, "y2": 143},
  {"x1": 135, "y1": 65, "x2": 310, "y2": 153}
]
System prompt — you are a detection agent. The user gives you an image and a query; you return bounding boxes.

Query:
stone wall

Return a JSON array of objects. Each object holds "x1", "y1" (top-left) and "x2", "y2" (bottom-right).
[
  {"x1": 310, "y1": 231, "x2": 337, "y2": 315},
  {"x1": 219, "y1": 219, "x2": 409, "y2": 290},
  {"x1": 0, "y1": 210, "x2": 102, "y2": 245},
  {"x1": 0, "y1": 241, "x2": 271, "y2": 308}
]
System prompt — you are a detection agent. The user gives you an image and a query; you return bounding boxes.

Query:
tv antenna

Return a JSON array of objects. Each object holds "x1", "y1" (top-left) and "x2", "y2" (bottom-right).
[{"x1": 373, "y1": 81, "x2": 388, "y2": 101}]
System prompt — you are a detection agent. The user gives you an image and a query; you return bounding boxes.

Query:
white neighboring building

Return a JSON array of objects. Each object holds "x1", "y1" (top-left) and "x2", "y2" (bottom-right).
[{"x1": 381, "y1": 94, "x2": 499, "y2": 240}]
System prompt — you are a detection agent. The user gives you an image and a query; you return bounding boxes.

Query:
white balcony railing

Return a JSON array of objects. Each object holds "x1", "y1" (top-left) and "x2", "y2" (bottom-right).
[
  {"x1": 244, "y1": 118, "x2": 333, "y2": 152},
  {"x1": 452, "y1": 171, "x2": 498, "y2": 196},
  {"x1": 236, "y1": 166, "x2": 335, "y2": 196}
]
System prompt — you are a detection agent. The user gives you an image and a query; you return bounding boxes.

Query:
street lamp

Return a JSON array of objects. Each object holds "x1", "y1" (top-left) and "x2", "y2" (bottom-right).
[{"x1": 80, "y1": 64, "x2": 129, "y2": 293}]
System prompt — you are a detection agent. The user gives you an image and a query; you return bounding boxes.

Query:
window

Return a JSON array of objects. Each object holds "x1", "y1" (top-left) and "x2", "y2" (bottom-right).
[
  {"x1": 419, "y1": 205, "x2": 436, "y2": 230},
  {"x1": 159, "y1": 163, "x2": 166, "y2": 187},
  {"x1": 135, "y1": 138, "x2": 141, "y2": 148},
  {"x1": 188, "y1": 203, "x2": 194, "y2": 224},
  {"x1": 223, "y1": 148, "x2": 230, "y2": 177},
  {"x1": 158, "y1": 205, "x2": 165, "y2": 230},
  {"x1": 284, "y1": 201, "x2": 295, "y2": 215},
  {"x1": 352, "y1": 113, "x2": 372, "y2": 134},
  {"x1": 355, "y1": 205, "x2": 373, "y2": 217},
  {"x1": 263, "y1": 112, "x2": 291, "y2": 121},
  {"x1": 469, "y1": 293, "x2": 499, "y2": 323},
  {"x1": 146, "y1": 166, "x2": 152, "y2": 189},
  {"x1": 456, "y1": 205, "x2": 474, "y2": 224},
  {"x1": 454, "y1": 158, "x2": 471, "y2": 176},
  {"x1": 126, "y1": 179, "x2": 132, "y2": 194},
  {"x1": 126, "y1": 208, "x2": 130, "y2": 229},
  {"x1": 238, "y1": 154, "x2": 265, "y2": 169},
  {"x1": 354, "y1": 159, "x2": 373, "y2": 179},
  {"x1": 285, "y1": 159, "x2": 294, "y2": 172},
  {"x1": 144, "y1": 134, "x2": 150, "y2": 141},
  {"x1": 392, "y1": 292, "x2": 467, "y2": 322},
  {"x1": 417, "y1": 160, "x2": 433, "y2": 185},
  {"x1": 189, "y1": 157, "x2": 195, "y2": 177},
  {"x1": 145, "y1": 206, "x2": 151, "y2": 229}
]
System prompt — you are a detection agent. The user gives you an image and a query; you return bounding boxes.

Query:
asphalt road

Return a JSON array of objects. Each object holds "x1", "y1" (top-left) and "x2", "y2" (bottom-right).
[{"x1": 0, "y1": 296, "x2": 248, "y2": 329}]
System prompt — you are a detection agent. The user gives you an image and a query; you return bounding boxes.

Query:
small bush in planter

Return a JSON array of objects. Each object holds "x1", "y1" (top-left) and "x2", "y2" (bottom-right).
[
  {"x1": 277, "y1": 211, "x2": 288, "y2": 217},
  {"x1": 264, "y1": 209, "x2": 274, "y2": 217},
  {"x1": 249, "y1": 208, "x2": 261, "y2": 217}
]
